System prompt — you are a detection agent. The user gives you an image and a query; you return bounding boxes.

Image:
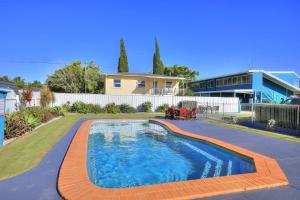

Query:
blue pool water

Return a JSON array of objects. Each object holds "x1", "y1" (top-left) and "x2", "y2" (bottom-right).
[{"x1": 87, "y1": 120, "x2": 255, "y2": 188}]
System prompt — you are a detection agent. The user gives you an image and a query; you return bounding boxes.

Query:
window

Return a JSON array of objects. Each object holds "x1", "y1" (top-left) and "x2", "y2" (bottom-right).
[
  {"x1": 207, "y1": 80, "x2": 214, "y2": 88},
  {"x1": 137, "y1": 80, "x2": 145, "y2": 88},
  {"x1": 224, "y1": 79, "x2": 228, "y2": 86},
  {"x1": 242, "y1": 75, "x2": 247, "y2": 84},
  {"x1": 165, "y1": 81, "x2": 172, "y2": 88},
  {"x1": 113, "y1": 79, "x2": 121, "y2": 88},
  {"x1": 232, "y1": 77, "x2": 237, "y2": 85},
  {"x1": 247, "y1": 75, "x2": 252, "y2": 84},
  {"x1": 153, "y1": 81, "x2": 158, "y2": 88},
  {"x1": 228, "y1": 77, "x2": 232, "y2": 85},
  {"x1": 237, "y1": 76, "x2": 242, "y2": 84}
]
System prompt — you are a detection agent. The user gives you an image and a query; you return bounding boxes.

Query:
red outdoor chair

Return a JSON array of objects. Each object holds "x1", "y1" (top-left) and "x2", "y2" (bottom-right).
[
  {"x1": 179, "y1": 107, "x2": 189, "y2": 120},
  {"x1": 190, "y1": 108, "x2": 197, "y2": 120},
  {"x1": 165, "y1": 107, "x2": 175, "y2": 119}
]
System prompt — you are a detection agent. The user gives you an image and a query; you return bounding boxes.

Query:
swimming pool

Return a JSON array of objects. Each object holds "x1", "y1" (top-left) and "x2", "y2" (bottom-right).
[{"x1": 87, "y1": 120, "x2": 255, "y2": 188}]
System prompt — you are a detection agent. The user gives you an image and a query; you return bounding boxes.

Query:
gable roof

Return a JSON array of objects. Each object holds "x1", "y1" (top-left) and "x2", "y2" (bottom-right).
[
  {"x1": 105, "y1": 72, "x2": 186, "y2": 80},
  {"x1": 263, "y1": 72, "x2": 300, "y2": 92}
]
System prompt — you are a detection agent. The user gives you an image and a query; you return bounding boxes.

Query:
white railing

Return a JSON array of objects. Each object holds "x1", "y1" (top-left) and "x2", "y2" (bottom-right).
[{"x1": 148, "y1": 88, "x2": 178, "y2": 95}]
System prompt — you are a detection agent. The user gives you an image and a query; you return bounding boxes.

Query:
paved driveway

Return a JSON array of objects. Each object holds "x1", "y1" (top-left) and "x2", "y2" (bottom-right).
[
  {"x1": 164, "y1": 119, "x2": 300, "y2": 200},
  {"x1": 0, "y1": 118, "x2": 299, "y2": 200}
]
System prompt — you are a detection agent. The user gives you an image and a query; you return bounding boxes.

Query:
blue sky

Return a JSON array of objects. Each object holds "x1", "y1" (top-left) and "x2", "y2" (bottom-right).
[{"x1": 0, "y1": 0, "x2": 299, "y2": 82}]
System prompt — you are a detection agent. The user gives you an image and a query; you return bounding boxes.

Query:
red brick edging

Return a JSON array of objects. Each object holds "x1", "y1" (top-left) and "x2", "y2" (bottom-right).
[{"x1": 58, "y1": 119, "x2": 288, "y2": 200}]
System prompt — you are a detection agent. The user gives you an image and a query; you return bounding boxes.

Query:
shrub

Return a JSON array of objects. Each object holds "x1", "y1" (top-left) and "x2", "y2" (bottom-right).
[
  {"x1": 4, "y1": 112, "x2": 31, "y2": 139},
  {"x1": 85, "y1": 104, "x2": 104, "y2": 113},
  {"x1": 4, "y1": 106, "x2": 59, "y2": 139},
  {"x1": 40, "y1": 85, "x2": 55, "y2": 107},
  {"x1": 140, "y1": 101, "x2": 152, "y2": 112},
  {"x1": 21, "y1": 89, "x2": 33, "y2": 105},
  {"x1": 104, "y1": 103, "x2": 120, "y2": 114},
  {"x1": 119, "y1": 104, "x2": 136, "y2": 113},
  {"x1": 47, "y1": 106, "x2": 65, "y2": 117},
  {"x1": 156, "y1": 103, "x2": 169, "y2": 112},
  {"x1": 62, "y1": 101, "x2": 72, "y2": 112},
  {"x1": 71, "y1": 101, "x2": 88, "y2": 114}
]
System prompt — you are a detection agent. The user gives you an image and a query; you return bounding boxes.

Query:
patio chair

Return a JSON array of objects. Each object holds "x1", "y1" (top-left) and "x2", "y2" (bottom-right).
[
  {"x1": 190, "y1": 108, "x2": 197, "y2": 120},
  {"x1": 165, "y1": 107, "x2": 173, "y2": 119},
  {"x1": 179, "y1": 107, "x2": 189, "y2": 120}
]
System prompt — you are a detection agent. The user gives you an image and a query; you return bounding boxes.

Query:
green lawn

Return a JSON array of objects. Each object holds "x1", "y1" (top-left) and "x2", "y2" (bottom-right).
[
  {"x1": 0, "y1": 113, "x2": 163, "y2": 180},
  {"x1": 205, "y1": 119, "x2": 300, "y2": 143}
]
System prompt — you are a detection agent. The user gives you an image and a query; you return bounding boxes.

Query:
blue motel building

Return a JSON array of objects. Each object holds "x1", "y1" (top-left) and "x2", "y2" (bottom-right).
[{"x1": 190, "y1": 70, "x2": 300, "y2": 103}]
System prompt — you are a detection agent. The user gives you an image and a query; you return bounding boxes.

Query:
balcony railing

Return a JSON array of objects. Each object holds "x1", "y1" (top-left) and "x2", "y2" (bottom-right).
[{"x1": 148, "y1": 88, "x2": 178, "y2": 95}]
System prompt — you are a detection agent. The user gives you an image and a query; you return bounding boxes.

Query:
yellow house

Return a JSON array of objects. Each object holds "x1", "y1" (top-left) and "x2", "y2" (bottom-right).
[{"x1": 104, "y1": 73, "x2": 186, "y2": 95}]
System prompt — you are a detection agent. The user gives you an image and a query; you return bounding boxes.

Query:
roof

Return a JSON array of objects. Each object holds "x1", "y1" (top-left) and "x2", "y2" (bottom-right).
[
  {"x1": 191, "y1": 69, "x2": 300, "y2": 92},
  {"x1": 263, "y1": 72, "x2": 300, "y2": 92},
  {"x1": 105, "y1": 72, "x2": 186, "y2": 80},
  {"x1": 0, "y1": 88, "x2": 10, "y2": 93},
  {"x1": 0, "y1": 80, "x2": 18, "y2": 94},
  {"x1": 191, "y1": 69, "x2": 299, "y2": 82}
]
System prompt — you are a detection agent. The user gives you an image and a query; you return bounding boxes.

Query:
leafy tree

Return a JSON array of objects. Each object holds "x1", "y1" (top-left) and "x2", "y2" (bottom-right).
[
  {"x1": 13, "y1": 76, "x2": 26, "y2": 89},
  {"x1": 153, "y1": 38, "x2": 164, "y2": 75},
  {"x1": 28, "y1": 80, "x2": 43, "y2": 88},
  {"x1": 0, "y1": 75, "x2": 10, "y2": 82},
  {"x1": 164, "y1": 65, "x2": 199, "y2": 96},
  {"x1": 118, "y1": 38, "x2": 129, "y2": 72},
  {"x1": 164, "y1": 65, "x2": 199, "y2": 80},
  {"x1": 46, "y1": 61, "x2": 104, "y2": 93}
]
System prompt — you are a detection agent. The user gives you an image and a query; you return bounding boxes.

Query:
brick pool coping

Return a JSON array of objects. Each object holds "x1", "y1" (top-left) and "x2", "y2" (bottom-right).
[{"x1": 58, "y1": 119, "x2": 288, "y2": 200}]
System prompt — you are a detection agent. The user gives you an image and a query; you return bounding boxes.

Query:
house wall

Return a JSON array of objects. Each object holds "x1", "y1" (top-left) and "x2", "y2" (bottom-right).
[
  {"x1": 191, "y1": 73, "x2": 252, "y2": 93},
  {"x1": 105, "y1": 75, "x2": 179, "y2": 95},
  {"x1": 252, "y1": 72, "x2": 293, "y2": 103},
  {"x1": 0, "y1": 91, "x2": 7, "y2": 146}
]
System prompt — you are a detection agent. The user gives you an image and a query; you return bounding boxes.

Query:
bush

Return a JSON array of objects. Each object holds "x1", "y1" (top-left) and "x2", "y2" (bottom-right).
[
  {"x1": 5, "y1": 112, "x2": 31, "y2": 139},
  {"x1": 4, "y1": 106, "x2": 59, "y2": 139},
  {"x1": 119, "y1": 104, "x2": 136, "y2": 113},
  {"x1": 62, "y1": 101, "x2": 72, "y2": 112},
  {"x1": 47, "y1": 106, "x2": 65, "y2": 117},
  {"x1": 85, "y1": 104, "x2": 104, "y2": 113},
  {"x1": 156, "y1": 103, "x2": 169, "y2": 112},
  {"x1": 140, "y1": 101, "x2": 152, "y2": 112},
  {"x1": 104, "y1": 103, "x2": 120, "y2": 114},
  {"x1": 71, "y1": 101, "x2": 88, "y2": 114}
]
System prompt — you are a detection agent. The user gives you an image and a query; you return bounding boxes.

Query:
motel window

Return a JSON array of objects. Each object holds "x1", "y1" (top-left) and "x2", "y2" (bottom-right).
[
  {"x1": 165, "y1": 81, "x2": 173, "y2": 88},
  {"x1": 247, "y1": 75, "x2": 252, "y2": 84},
  {"x1": 232, "y1": 77, "x2": 237, "y2": 85},
  {"x1": 228, "y1": 77, "x2": 232, "y2": 85},
  {"x1": 207, "y1": 80, "x2": 214, "y2": 88},
  {"x1": 199, "y1": 81, "x2": 206, "y2": 89},
  {"x1": 224, "y1": 79, "x2": 228, "y2": 86},
  {"x1": 137, "y1": 80, "x2": 146, "y2": 88},
  {"x1": 113, "y1": 79, "x2": 121, "y2": 88},
  {"x1": 242, "y1": 75, "x2": 247, "y2": 84}
]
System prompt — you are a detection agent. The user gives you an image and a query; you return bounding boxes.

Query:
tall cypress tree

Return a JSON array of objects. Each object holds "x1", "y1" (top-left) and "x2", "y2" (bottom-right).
[
  {"x1": 153, "y1": 38, "x2": 164, "y2": 75},
  {"x1": 118, "y1": 38, "x2": 129, "y2": 72}
]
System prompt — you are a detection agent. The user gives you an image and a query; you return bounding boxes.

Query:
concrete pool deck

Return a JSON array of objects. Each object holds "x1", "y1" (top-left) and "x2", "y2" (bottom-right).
[{"x1": 0, "y1": 118, "x2": 299, "y2": 199}]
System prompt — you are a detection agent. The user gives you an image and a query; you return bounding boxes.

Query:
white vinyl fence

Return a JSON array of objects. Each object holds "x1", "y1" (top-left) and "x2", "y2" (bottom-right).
[
  {"x1": 53, "y1": 93, "x2": 239, "y2": 113},
  {"x1": 5, "y1": 92, "x2": 240, "y2": 113}
]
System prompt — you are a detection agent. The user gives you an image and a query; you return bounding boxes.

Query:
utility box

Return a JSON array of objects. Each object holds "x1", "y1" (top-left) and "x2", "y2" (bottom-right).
[{"x1": 0, "y1": 89, "x2": 8, "y2": 147}]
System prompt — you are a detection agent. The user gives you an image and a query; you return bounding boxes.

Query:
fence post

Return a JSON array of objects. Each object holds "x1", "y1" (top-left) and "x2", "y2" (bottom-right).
[
  {"x1": 251, "y1": 103, "x2": 254, "y2": 123},
  {"x1": 222, "y1": 102, "x2": 225, "y2": 120},
  {"x1": 297, "y1": 106, "x2": 299, "y2": 134}
]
